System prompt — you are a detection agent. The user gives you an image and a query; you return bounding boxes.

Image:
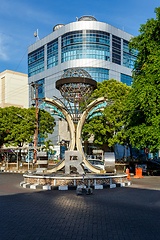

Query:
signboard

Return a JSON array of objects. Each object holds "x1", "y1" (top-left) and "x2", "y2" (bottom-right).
[
  {"x1": 26, "y1": 151, "x2": 33, "y2": 163},
  {"x1": 144, "y1": 148, "x2": 150, "y2": 154}
]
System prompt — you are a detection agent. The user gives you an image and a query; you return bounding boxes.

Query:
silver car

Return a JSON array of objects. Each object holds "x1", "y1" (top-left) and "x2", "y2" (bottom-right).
[{"x1": 82, "y1": 159, "x2": 105, "y2": 172}]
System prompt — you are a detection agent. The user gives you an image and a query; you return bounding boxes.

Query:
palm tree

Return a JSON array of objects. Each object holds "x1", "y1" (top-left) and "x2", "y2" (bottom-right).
[{"x1": 41, "y1": 140, "x2": 54, "y2": 154}]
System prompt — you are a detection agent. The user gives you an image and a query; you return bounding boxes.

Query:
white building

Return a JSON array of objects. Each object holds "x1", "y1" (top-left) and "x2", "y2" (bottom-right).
[
  {"x1": 0, "y1": 70, "x2": 29, "y2": 109},
  {"x1": 28, "y1": 15, "x2": 136, "y2": 145}
]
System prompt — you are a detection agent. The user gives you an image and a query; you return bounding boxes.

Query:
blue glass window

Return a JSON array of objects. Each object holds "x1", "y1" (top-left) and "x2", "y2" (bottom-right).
[
  {"x1": 62, "y1": 31, "x2": 83, "y2": 47},
  {"x1": 64, "y1": 68, "x2": 109, "y2": 83},
  {"x1": 47, "y1": 39, "x2": 58, "y2": 69},
  {"x1": 121, "y1": 74, "x2": 133, "y2": 86},
  {"x1": 35, "y1": 79, "x2": 45, "y2": 101},
  {"x1": 61, "y1": 30, "x2": 110, "y2": 63},
  {"x1": 86, "y1": 30, "x2": 110, "y2": 45},
  {"x1": 83, "y1": 67, "x2": 109, "y2": 83},
  {"x1": 123, "y1": 40, "x2": 137, "y2": 69},
  {"x1": 28, "y1": 47, "x2": 44, "y2": 77}
]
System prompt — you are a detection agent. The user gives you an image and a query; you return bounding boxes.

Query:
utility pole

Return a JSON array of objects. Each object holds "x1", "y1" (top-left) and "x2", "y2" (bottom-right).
[
  {"x1": 31, "y1": 82, "x2": 42, "y2": 162},
  {"x1": 35, "y1": 84, "x2": 38, "y2": 162}
]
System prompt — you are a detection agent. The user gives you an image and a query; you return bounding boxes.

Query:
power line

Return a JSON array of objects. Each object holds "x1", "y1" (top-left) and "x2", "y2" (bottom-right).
[{"x1": 15, "y1": 49, "x2": 28, "y2": 72}]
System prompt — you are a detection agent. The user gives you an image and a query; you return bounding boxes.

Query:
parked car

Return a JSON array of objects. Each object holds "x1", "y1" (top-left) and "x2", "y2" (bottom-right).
[
  {"x1": 128, "y1": 160, "x2": 160, "y2": 176},
  {"x1": 146, "y1": 161, "x2": 160, "y2": 175},
  {"x1": 82, "y1": 159, "x2": 105, "y2": 172},
  {"x1": 88, "y1": 159, "x2": 105, "y2": 170}
]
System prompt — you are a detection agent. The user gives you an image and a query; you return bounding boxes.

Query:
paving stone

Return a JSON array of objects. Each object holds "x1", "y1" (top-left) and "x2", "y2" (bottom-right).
[{"x1": 0, "y1": 173, "x2": 160, "y2": 239}]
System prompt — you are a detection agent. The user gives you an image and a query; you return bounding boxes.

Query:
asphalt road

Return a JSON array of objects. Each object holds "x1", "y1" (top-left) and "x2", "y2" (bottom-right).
[{"x1": 0, "y1": 173, "x2": 160, "y2": 240}]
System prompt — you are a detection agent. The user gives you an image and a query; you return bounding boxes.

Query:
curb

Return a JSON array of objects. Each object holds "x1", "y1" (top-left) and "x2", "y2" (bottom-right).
[
  {"x1": 1, "y1": 170, "x2": 25, "y2": 173},
  {"x1": 20, "y1": 181, "x2": 132, "y2": 191}
]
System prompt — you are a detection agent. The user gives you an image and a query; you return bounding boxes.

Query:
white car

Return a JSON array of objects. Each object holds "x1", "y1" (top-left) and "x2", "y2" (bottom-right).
[
  {"x1": 82, "y1": 159, "x2": 105, "y2": 172},
  {"x1": 88, "y1": 159, "x2": 105, "y2": 170}
]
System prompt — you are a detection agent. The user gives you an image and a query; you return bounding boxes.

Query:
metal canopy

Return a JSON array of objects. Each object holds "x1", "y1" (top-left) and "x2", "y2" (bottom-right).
[{"x1": 55, "y1": 68, "x2": 97, "y2": 123}]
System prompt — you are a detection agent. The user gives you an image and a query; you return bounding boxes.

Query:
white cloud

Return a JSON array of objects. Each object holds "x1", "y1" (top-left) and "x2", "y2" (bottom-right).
[{"x1": 0, "y1": 33, "x2": 10, "y2": 61}]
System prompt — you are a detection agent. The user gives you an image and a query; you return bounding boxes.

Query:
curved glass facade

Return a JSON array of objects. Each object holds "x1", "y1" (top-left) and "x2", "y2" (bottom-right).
[
  {"x1": 47, "y1": 39, "x2": 58, "y2": 69},
  {"x1": 64, "y1": 67, "x2": 109, "y2": 83},
  {"x1": 28, "y1": 20, "x2": 136, "y2": 85},
  {"x1": 61, "y1": 30, "x2": 110, "y2": 63},
  {"x1": 83, "y1": 67, "x2": 109, "y2": 83}
]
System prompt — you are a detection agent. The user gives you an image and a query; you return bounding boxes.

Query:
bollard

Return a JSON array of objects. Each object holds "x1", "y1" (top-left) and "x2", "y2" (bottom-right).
[
  {"x1": 134, "y1": 168, "x2": 139, "y2": 178},
  {"x1": 134, "y1": 168, "x2": 143, "y2": 178},
  {"x1": 126, "y1": 168, "x2": 131, "y2": 180},
  {"x1": 138, "y1": 168, "x2": 143, "y2": 178}
]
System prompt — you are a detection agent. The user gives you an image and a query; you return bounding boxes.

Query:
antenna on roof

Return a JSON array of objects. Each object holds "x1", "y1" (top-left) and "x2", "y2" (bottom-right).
[{"x1": 34, "y1": 29, "x2": 39, "y2": 41}]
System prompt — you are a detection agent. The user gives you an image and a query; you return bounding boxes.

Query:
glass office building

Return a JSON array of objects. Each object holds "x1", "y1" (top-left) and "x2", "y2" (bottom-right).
[{"x1": 28, "y1": 16, "x2": 136, "y2": 145}]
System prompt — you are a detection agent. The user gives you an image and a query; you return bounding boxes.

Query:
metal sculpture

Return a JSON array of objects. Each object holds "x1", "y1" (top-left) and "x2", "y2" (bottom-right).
[{"x1": 43, "y1": 68, "x2": 107, "y2": 173}]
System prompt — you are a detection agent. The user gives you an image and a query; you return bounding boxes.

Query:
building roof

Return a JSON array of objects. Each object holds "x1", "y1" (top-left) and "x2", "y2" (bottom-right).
[{"x1": 0, "y1": 70, "x2": 28, "y2": 77}]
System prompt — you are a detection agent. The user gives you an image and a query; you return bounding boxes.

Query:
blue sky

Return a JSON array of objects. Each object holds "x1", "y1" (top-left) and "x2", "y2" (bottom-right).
[{"x1": 0, "y1": 0, "x2": 159, "y2": 74}]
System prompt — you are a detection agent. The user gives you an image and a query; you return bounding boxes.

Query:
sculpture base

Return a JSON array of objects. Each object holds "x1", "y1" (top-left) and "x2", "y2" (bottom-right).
[{"x1": 20, "y1": 172, "x2": 131, "y2": 190}]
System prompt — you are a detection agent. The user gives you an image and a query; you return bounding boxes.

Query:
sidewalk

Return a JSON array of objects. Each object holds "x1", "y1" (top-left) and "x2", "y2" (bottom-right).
[{"x1": 129, "y1": 176, "x2": 160, "y2": 191}]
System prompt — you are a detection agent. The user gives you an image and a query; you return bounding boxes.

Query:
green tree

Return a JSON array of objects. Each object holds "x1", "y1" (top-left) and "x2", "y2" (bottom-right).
[
  {"x1": 126, "y1": 7, "x2": 160, "y2": 154},
  {"x1": 37, "y1": 108, "x2": 56, "y2": 140},
  {"x1": 0, "y1": 106, "x2": 56, "y2": 148},
  {"x1": 82, "y1": 80, "x2": 131, "y2": 151}
]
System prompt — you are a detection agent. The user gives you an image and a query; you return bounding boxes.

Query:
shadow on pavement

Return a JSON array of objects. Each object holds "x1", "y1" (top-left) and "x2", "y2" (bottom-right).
[{"x1": 0, "y1": 174, "x2": 160, "y2": 240}]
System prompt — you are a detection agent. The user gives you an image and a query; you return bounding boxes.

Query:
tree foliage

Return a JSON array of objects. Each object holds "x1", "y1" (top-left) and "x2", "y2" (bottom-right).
[
  {"x1": 0, "y1": 106, "x2": 55, "y2": 148},
  {"x1": 82, "y1": 80, "x2": 131, "y2": 150},
  {"x1": 126, "y1": 7, "x2": 160, "y2": 153}
]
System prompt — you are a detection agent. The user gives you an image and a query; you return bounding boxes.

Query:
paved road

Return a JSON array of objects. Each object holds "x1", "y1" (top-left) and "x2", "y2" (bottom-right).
[
  {"x1": 130, "y1": 175, "x2": 160, "y2": 190},
  {"x1": 0, "y1": 173, "x2": 160, "y2": 240}
]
